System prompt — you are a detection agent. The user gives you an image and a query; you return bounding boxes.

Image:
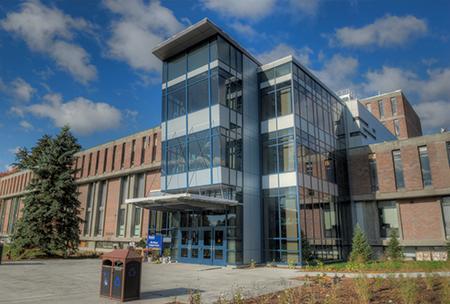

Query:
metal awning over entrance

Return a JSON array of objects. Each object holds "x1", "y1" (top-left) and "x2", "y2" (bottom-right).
[{"x1": 125, "y1": 192, "x2": 240, "y2": 212}]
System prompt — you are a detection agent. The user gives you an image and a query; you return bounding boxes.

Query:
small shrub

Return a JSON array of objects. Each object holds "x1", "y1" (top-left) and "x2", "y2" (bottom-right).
[
  {"x1": 163, "y1": 248, "x2": 171, "y2": 257},
  {"x1": 349, "y1": 224, "x2": 372, "y2": 263},
  {"x1": 287, "y1": 258, "x2": 297, "y2": 269},
  {"x1": 231, "y1": 289, "x2": 244, "y2": 304},
  {"x1": 353, "y1": 276, "x2": 372, "y2": 304},
  {"x1": 250, "y1": 259, "x2": 256, "y2": 268},
  {"x1": 398, "y1": 277, "x2": 417, "y2": 304},
  {"x1": 136, "y1": 238, "x2": 146, "y2": 248},
  {"x1": 386, "y1": 229, "x2": 403, "y2": 260},
  {"x1": 189, "y1": 289, "x2": 201, "y2": 304}
]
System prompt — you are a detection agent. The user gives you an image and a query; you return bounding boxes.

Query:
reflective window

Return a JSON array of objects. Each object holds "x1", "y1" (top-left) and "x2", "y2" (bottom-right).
[
  {"x1": 167, "y1": 137, "x2": 186, "y2": 174},
  {"x1": 188, "y1": 130, "x2": 211, "y2": 171},
  {"x1": 392, "y1": 150, "x2": 405, "y2": 189},
  {"x1": 378, "y1": 100, "x2": 385, "y2": 117},
  {"x1": 276, "y1": 63, "x2": 291, "y2": 78},
  {"x1": 94, "y1": 181, "x2": 107, "y2": 236},
  {"x1": 277, "y1": 82, "x2": 292, "y2": 116},
  {"x1": 261, "y1": 87, "x2": 275, "y2": 121},
  {"x1": 369, "y1": 153, "x2": 379, "y2": 191},
  {"x1": 168, "y1": 54, "x2": 186, "y2": 81},
  {"x1": 262, "y1": 133, "x2": 278, "y2": 175},
  {"x1": 262, "y1": 129, "x2": 295, "y2": 174},
  {"x1": 131, "y1": 173, "x2": 145, "y2": 236},
  {"x1": 188, "y1": 78, "x2": 208, "y2": 113},
  {"x1": 391, "y1": 96, "x2": 398, "y2": 115},
  {"x1": 279, "y1": 187, "x2": 298, "y2": 240},
  {"x1": 419, "y1": 146, "x2": 432, "y2": 187},
  {"x1": 378, "y1": 201, "x2": 399, "y2": 238},
  {"x1": 84, "y1": 183, "x2": 95, "y2": 236},
  {"x1": 394, "y1": 119, "x2": 400, "y2": 136},
  {"x1": 167, "y1": 87, "x2": 186, "y2": 120},
  {"x1": 188, "y1": 42, "x2": 208, "y2": 72}
]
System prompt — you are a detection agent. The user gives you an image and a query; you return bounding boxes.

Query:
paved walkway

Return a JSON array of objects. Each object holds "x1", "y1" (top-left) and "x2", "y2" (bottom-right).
[{"x1": 0, "y1": 259, "x2": 302, "y2": 303}]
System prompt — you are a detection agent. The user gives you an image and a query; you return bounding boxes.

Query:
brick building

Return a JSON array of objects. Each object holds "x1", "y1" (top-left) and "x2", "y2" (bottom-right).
[
  {"x1": 348, "y1": 132, "x2": 450, "y2": 258},
  {"x1": 359, "y1": 90, "x2": 422, "y2": 139},
  {"x1": 0, "y1": 126, "x2": 164, "y2": 250}
]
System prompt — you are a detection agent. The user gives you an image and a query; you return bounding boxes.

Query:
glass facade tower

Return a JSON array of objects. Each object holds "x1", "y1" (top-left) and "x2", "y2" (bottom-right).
[{"x1": 150, "y1": 18, "x2": 350, "y2": 266}]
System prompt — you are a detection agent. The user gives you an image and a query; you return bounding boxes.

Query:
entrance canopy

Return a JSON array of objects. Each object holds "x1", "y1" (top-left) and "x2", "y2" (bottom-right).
[{"x1": 125, "y1": 192, "x2": 240, "y2": 212}]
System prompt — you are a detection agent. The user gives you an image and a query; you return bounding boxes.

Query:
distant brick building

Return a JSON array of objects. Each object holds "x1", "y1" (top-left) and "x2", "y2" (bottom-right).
[
  {"x1": 359, "y1": 90, "x2": 422, "y2": 139},
  {"x1": 348, "y1": 132, "x2": 450, "y2": 258},
  {"x1": 0, "y1": 126, "x2": 164, "y2": 250}
]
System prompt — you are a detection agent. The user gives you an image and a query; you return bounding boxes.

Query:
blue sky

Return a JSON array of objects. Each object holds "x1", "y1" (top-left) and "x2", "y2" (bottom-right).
[{"x1": 1, "y1": 0, "x2": 450, "y2": 170}]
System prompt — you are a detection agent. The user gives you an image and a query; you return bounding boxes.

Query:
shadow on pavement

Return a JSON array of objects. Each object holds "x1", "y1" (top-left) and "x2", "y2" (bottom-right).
[{"x1": 141, "y1": 287, "x2": 200, "y2": 300}]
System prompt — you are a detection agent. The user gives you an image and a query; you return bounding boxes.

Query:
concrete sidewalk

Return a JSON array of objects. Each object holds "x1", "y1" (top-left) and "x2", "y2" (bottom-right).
[{"x1": 0, "y1": 259, "x2": 302, "y2": 303}]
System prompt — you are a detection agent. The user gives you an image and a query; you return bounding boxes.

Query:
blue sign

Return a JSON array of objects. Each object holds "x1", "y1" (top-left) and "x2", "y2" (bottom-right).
[{"x1": 147, "y1": 234, "x2": 163, "y2": 254}]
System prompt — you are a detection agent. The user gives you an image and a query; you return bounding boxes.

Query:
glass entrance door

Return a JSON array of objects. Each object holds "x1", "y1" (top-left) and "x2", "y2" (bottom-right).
[{"x1": 179, "y1": 227, "x2": 227, "y2": 265}]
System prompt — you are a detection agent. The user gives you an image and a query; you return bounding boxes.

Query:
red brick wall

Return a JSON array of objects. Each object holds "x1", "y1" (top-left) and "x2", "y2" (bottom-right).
[
  {"x1": 103, "y1": 178, "x2": 120, "y2": 239},
  {"x1": 401, "y1": 146, "x2": 423, "y2": 190},
  {"x1": 399, "y1": 198, "x2": 444, "y2": 241},
  {"x1": 428, "y1": 141, "x2": 450, "y2": 189}
]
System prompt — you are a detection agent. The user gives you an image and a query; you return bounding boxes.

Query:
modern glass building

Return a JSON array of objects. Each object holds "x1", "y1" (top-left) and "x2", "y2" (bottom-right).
[{"x1": 129, "y1": 18, "x2": 351, "y2": 266}]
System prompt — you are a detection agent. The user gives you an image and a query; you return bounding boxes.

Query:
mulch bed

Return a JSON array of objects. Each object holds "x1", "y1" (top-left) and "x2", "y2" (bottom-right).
[{"x1": 245, "y1": 275, "x2": 449, "y2": 304}]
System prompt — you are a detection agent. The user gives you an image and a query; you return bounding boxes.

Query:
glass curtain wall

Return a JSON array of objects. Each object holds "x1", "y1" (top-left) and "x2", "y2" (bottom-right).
[
  {"x1": 161, "y1": 35, "x2": 245, "y2": 264},
  {"x1": 262, "y1": 61, "x2": 347, "y2": 264}
]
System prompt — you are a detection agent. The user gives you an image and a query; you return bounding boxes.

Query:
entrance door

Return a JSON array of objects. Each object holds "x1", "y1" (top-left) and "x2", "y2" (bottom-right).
[
  {"x1": 179, "y1": 227, "x2": 227, "y2": 265},
  {"x1": 179, "y1": 229, "x2": 201, "y2": 263}
]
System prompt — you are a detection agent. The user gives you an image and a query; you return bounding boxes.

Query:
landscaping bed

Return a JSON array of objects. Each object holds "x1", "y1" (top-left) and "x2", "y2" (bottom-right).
[
  {"x1": 246, "y1": 275, "x2": 450, "y2": 304},
  {"x1": 300, "y1": 260, "x2": 450, "y2": 273}
]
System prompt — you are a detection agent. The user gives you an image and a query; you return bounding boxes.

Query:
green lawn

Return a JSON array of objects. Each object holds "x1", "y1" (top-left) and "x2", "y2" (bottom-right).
[{"x1": 302, "y1": 260, "x2": 450, "y2": 273}]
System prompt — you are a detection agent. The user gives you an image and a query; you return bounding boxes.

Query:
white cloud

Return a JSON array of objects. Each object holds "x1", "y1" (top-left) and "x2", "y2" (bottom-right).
[
  {"x1": 1, "y1": 0, "x2": 97, "y2": 83},
  {"x1": 414, "y1": 101, "x2": 450, "y2": 131},
  {"x1": 11, "y1": 78, "x2": 35, "y2": 102},
  {"x1": 257, "y1": 43, "x2": 313, "y2": 66},
  {"x1": 229, "y1": 21, "x2": 260, "y2": 38},
  {"x1": 25, "y1": 93, "x2": 122, "y2": 135},
  {"x1": 288, "y1": 0, "x2": 320, "y2": 16},
  {"x1": 361, "y1": 66, "x2": 450, "y2": 100},
  {"x1": 104, "y1": 0, "x2": 183, "y2": 72},
  {"x1": 201, "y1": 0, "x2": 276, "y2": 20},
  {"x1": 314, "y1": 54, "x2": 359, "y2": 91},
  {"x1": 19, "y1": 120, "x2": 33, "y2": 130},
  {"x1": 0, "y1": 78, "x2": 35, "y2": 102},
  {"x1": 332, "y1": 15, "x2": 427, "y2": 47}
]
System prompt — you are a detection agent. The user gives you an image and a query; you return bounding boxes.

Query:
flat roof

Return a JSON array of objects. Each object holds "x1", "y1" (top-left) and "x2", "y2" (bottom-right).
[{"x1": 152, "y1": 18, "x2": 261, "y2": 65}]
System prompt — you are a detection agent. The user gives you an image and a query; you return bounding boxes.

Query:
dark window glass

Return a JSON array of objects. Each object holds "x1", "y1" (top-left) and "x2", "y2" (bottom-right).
[
  {"x1": 218, "y1": 36, "x2": 230, "y2": 66},
  {"x1": 278, "y1": 132, "x2": 295, "y2": 172},
  {"x1": 369, "y1": 153, "x2": 379, "y2": 191},
  {"x1": 262, "y1": 135, "x2": 278, "y2": 175},
  {"x1": 94, "y1": 181, "x2": 107, "y2": 236},
  {"x1": 103, "y1": 148, "x2": 108, "y2": 173},
  {"x1": 120, "y1": 143, "x2": 126, "y2": 169},
  {"x1": 261, "y1": 68, "x2": 274, "y2": 82},
  {"x1": 419, "y1": 146, "x2": 432, "y2": 187},
  {"x1": 378, "y1": 201, "x2": 399, "y2": 238},
  {"x1": 167, "y1": 87, "x2": 186, "y2": 120},
  {"x1": 111, "y1": 146, "x2": 116, "y2": 171},
  {"x1": 210, "y1": 39, "x2": 218, "y2": 61},
  {"x1": 261, "y1": 87, "x2": 276, "y2": 120},
  {"x1": 210, "y1": 69, "x2": 219, "y2": 105},
  {"x1": 447, "y1": 142, "x2": 450, "y2": 167},
  {"x1": 188, "y1": 42, "x2": 208, "y2": 72},
  {"x1": 130, "y1": 140, "x2": 136, "y2": 166},
  {"x1": 168, "y1": 54, "x2": 186, "y2": 81},
  {"x1": 442, "y1": 197, "x2": 450, "y2": 238},
  {"x1": 188, "y1": 78, "x2": 209, "y2": 113},
  {"x1": 392, "y1": 150, "x2": 405, "y2": 189}
]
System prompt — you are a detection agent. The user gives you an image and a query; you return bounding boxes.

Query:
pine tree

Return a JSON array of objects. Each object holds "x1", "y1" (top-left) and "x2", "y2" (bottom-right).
[
  {"x1": 301, "y1": 231, "x2": 313, "y2": 264},
  {"x1": 386, "y1": 229, "x2": 403, "y2": 260},
  {"x1": 11, "y1": 126, "x2": 81, "y2": 257},
  {"x1": 349, "y1": 224, "x2": 372, "y2": 263}
]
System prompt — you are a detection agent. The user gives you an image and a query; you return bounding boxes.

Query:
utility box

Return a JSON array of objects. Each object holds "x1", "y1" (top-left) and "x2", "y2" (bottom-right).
[{"x1": 100, "y1": 249, "x2": 142, "y2": 302}]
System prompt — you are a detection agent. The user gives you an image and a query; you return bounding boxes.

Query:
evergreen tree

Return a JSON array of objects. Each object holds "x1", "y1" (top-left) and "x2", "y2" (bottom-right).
[
  {"x1": 349, "y1": 224, "x2": 372, "y2": 263},
  {"x1": 301, "y1": 231, "x2": 313, "y2": 264},
  {"x1": 386, "y1": 229, "x2": 403, "y2": 260},
  {"x1": 11, "y1": 126, "x2": 81, "y2": 257}
]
